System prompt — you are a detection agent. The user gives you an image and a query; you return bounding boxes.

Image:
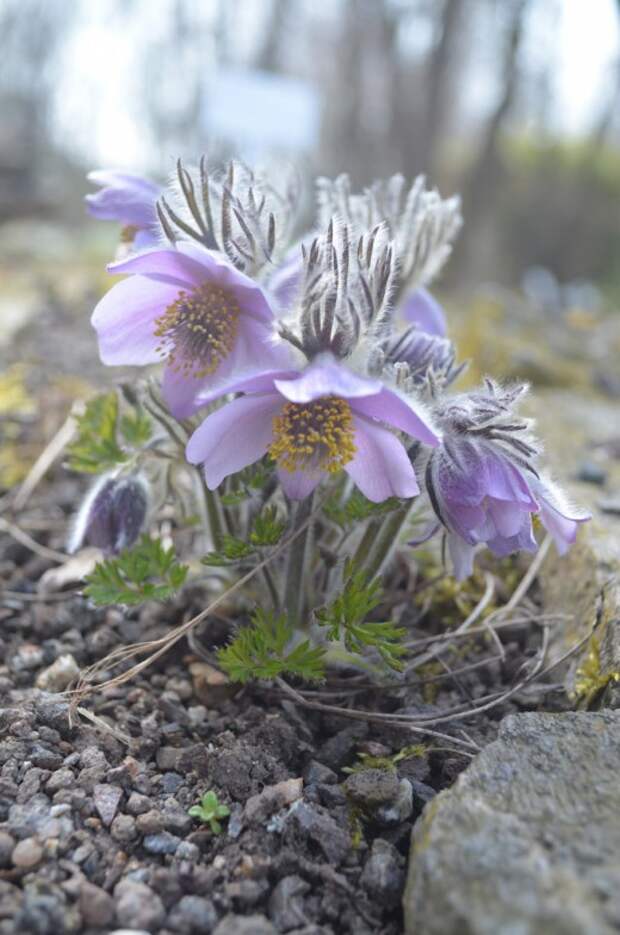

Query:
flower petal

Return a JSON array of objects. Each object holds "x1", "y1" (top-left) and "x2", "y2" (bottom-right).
[
  {"x1": 344, "y1": 415, "x2": 419, "y2": 502},
  {"x1": 91, "y1": 275, "x2": 178, "y2": 365},
  {"x1": 350, "y1": 387, "x2": 440, "y2": 446},
  {"x1": 108, "y1": 247, "x2": 208, "y2": 288},
  {"x1": 536, "y1": 483, "x2": 590, "y2": 555},
  {"x1": 189, "y1": 368, "x2": 299, "y2": 413},
  {"x1": 400, "y1": 287, "x2": 447, "y2": 337},
  {"x1": 265, "y1": 247, "x2": 303, "y2": 313},
  {"x1": 186, "y1": 394, "x2": 281, "y2": 489},
  {"x1": 177, "y1": 243, "x2": 276, "y2": 324},
  {"x1": 275, "y1": 354, "x2": 382, "y2": 403},
  {"x1": 447, "y1": 533, "x2": 476, "y2": 580},
  {"x1": 277, "y1": 467, "x2": 324, "y2": 500}
]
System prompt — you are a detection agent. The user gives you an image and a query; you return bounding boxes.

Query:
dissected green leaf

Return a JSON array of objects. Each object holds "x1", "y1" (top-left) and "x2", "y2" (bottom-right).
[
  {"x1": 324, "y1": 489, "x2": 402, "y2": 528},
  {"x1": 120, "y1": 407, "x2": 152, "y2": 447},
  {"x1": 84, "y1": 535, "x2": 189, "y2": 606},
  {"x1": 67, "y1": 393, "x2": 127, "y2": 474},
  {"x1": 315, "y1": 561, "x2": 406, "y2": 671},
  {"x1": 218, "y1": 608, "x2": 326, "y2": 684}
]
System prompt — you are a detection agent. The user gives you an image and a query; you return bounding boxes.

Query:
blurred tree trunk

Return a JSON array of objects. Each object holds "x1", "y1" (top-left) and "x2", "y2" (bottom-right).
[
  {"x1": 255, "y1": 0, "x2": 289, "y2": 72},
  {"x1": 457, "y1": 0, "x2": 530, "y2": 280},
  {"x1": 419, "y1": 0, "x2": 464, "y2": 173}
]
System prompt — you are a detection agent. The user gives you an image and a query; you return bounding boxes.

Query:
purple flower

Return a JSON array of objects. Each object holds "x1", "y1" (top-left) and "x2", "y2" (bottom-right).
[
  {"x1": 91, "y1": 242, "x2": 292, "y2": 419},
  {"x1": 426, "y1": 437, "x2": 541, "y2": 579},
  {"x1": 399, "y1": 287, "x2": 447, "y2": 337},
  {"x1": 420, "y1": 382, "x2": 590, "y2": 578},
  {"x1": 186, "y1": 354, "x2": 440, "y2": 502},
  {"x1": 86, "y1": 170, "x2": 161, "y2": 249}
]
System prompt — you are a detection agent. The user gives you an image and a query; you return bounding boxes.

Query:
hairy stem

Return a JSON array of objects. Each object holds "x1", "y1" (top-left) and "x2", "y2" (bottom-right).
[
  {"x1": 357, "y1": 505, "x2": 412, "y2": 581},
  {"x1": 284, "y1": 494, "x2": 315, "y2": 630}
]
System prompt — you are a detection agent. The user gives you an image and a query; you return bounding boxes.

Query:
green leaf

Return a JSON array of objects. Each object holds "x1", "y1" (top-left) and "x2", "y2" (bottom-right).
[
  {"x1": 201, "y1": 534, "x2": 255, "y2": 566},
  {"x1": 67, "y1": 393, "x2": 128, "y2": 474},
  {"x1": 120, "y1": 407, "x2": 152, "y2": 447},
  {"x1": 249, "y1": 506, "x2": 286, "y2": 548},
  {"x1": 325, "y1": 489, "x2": 402, "y2": 528},
  {"x1": 218, "y1": 608, "x2": 326, "y2": 684},
  {"x1": 84, "y1": 535, "x2": 189, "y2": 607},
  {"x1": 315, "y1": 561, "x2": 406, "y2": 671}
]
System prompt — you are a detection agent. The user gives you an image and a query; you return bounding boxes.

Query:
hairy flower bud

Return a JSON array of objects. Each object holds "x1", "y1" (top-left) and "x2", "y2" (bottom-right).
[{"x1": 68, "y1": 474, "x2": 149, "y2": 555}]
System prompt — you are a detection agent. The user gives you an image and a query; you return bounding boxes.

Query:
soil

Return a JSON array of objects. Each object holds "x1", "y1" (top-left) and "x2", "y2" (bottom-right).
[{"x1": 0, "y1": 264, "x2": 571, "y2": 935}]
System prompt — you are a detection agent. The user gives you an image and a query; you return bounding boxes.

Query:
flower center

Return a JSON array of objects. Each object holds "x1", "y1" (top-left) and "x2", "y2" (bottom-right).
[
  {"x1": 269, "y1": 396, "x2": 357, "y2": 473},
  {"x1": 154, "y1": 283, "x2": 240, "y2": 378}
]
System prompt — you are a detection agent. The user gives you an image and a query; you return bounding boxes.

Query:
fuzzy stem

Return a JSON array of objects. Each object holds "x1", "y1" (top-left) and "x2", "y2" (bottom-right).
[
  {"x1": 261, "y1": 564, "x2": 281, "y2": 613},
  {"x1": 197, "y1": 471, "x2": 223, "y2": 548},
  {"x1": 356, "y1": 505, "x2": 412, "y2": 581},
  {"x1": 284, "y1": 494, "x2": 314, "y2": 630}
]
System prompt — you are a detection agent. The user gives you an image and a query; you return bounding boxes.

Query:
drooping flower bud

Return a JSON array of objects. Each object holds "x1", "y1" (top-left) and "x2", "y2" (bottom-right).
[{"x1": 68, "y1": 474, "x2": 150, "y2": 555}]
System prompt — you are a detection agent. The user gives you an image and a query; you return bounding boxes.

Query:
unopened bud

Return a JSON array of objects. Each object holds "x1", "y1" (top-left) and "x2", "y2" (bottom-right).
[{"x1": 69, "y1": 474, "x2": 149, "y2": 555}]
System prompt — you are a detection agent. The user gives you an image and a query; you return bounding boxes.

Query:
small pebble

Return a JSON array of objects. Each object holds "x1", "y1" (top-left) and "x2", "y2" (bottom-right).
[
  {"x1": 143, "y1": 831, "x2": 181, "y2": 855},
  {"x1": 375, "y1": 778, "x2": 413, "y2": 825},
  {"x1": 35, "y1": 654, "x2": 79, "y2": 692},
  {"x1": 343, "y1": 768, "x2": 400, "y2": 808},
  {"x1": 111, "y1": 814, "x2": 137, "y2": 843},
  {"x1": 93, "y1": 783, "x2": 123, "y2": 826},
  {"x1": 168, "y1": 894, "x2": 218, "y2": 933},
  {"x1": 12, "y1": 837, "x2": 43, "y2": 869},
  {"x1": 79, "y1": 881, "x2": 115, "y2": 928},
  {"x1": 136, "y1": 810, "x2": 163, "y2": 835},
  {"x1": 126, "y1": 792, "x2": 152, "y2": 816},
  {"x1": 114, "y1": 879, "x2": 165, "y2": 930},
  {"x1": 176, "y1": 840, "x2": 200, "y2": 861}
]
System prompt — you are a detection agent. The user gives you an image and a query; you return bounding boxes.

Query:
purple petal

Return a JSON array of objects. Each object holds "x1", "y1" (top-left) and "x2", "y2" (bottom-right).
[
  {"x1": 487, "y1": 496, "x2": 530, "y2": 538},
  {"x1": 400, "y1": 288, "x2": 447, "y2": 337},
  {"x1": 484, "y1": 452, "x2": 538, "y2": 508},
  {"x1": 350, "y1": 387, "x2": 440, "y2": 446},
  {"x1": 265, "y1": 247, "x2": 303, "y2": 313},
  {"x1": 536, "y1": 486, "x2": 590, "y2": 555},
  {"x1": 188, "y1": 368, "x2": 299, "y2": 413},
  {"x1": 176, "y1": 243, "x2": 276, "y2": 324},
  {"x1": 228, "y1": 315, "x2": 298, "y2": 376},
  {"x1": 277, "y1": 467, "x2": 324, "y2": 500},
  {"x1": 275, "y1": 355, "x2": 382, "y2": 403},
  {"x1": 447, "y1": 533, "x2": 476, "y2": 580},
  {"x1": 407, "y1": 519, "x2": 441, "y2": 547},
  {"x1": 86, "y1": 171, "x2": 161, "y2": 228},
  {"x1": 186, "y1": 394, "x2": 281, "y2": 489},
  {"x1": 91, "y1": 275, "x2": 178, "y2": 365},
  {"x1": 344, "y1": 415, "x2": 419, "y2": 502},
  {"x1": 486, "y1": 517, "x2": 537, "y2": 557},
  {"x1": 108, "y1": 247, "x2": 209, "y2": 288},
  {"x1": 133, "y1": 227, "x2": 161, "y2": 250}
]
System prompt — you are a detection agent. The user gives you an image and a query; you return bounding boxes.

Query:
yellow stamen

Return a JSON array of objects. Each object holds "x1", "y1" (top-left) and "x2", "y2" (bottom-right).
[
  {"x1": 269, "y1": 396, "x2": 357, "y2": 473},
  {"x1": 154, "y1": 283, "x2": 240, "y2": 378}
]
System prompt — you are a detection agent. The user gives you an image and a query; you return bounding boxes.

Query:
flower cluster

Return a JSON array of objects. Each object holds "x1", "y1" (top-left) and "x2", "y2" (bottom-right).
[{"x1": 82, "y1": 159, "x2": 589, "y2": 589}]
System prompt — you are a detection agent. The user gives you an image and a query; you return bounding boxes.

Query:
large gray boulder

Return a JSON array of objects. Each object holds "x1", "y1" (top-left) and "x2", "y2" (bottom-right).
[{"x1": 404, "y1": 711, "x2": 620, "y2": 935}]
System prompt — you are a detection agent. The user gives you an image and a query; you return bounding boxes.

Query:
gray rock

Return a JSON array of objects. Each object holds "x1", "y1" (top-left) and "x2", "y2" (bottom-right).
[
  {"x1": 111, "y1": 814, "x2": 137, "y2": 843},
  {"x1": 285, "y1": 801, "x2": 351, "y2": 864},
  {"x1": 343, "y1": 768, "x2": 400, "y2": 808},
  {"x1": 360, "y1": 839, "x2": 404, "y2": 908},
  {"x1": 404, "y1": 711, "x2": 620, "y2": 935},
  {"x1": 114, "y1": 879, "x2": 165, "y2": 930},
  {"x1": 162, "y1": 799, "x2": 193, "y2": 835},
  {"x1": 93, "y1": 783, "x2": 123, "y2": 826},
  {"x1": 143, "y1": 831, "x2": 181, "y2": 855},
  {"x1": 317, "y1": 723, "x2": 368, "y2": 770},
  {"x1": 45, "y1": 768, "x2": 75, "y2": 793},
  {"x1": 79, "y1": 881, "x2": 115, "y2": 928},
  {"x1": 80, "y1": 746, "x2": 108, "y2": 770},
  {"x1": 35, "y1": 653, "x2": 79, "y2": 692},
  {"x1": 303, "y1": 760, "x2": 337, "y2": 785},
  {"x1": 156, "y1": 746, "x2": 181, "y2": 770},
  {"x1": 29, "y1": 744, "x2": 63, "y2": 771},
  {"x1": 11, "y1": 837, "x2": 43, "y2": 869},
  {"x1": 176, "y1": 840, "x2": 200, "y2": 861},
  {"x1": 126, "y1": 792, "x2": 151, "y2": 815},
  {"x1": 168, "y1": 894, "x2": 218, "y2": 933},
  {"x1": 213, "y1": 914, "x2": 277, "y2": 935},
  {"x1": 136, "y1": 809, "x2": 164, "y2": 834},
  {"x1": 268, "y1": 874, "x2": 310, "y2": 931},
  {"x1": 375, "y1": 778, "x2": 413, "y2": 825}
]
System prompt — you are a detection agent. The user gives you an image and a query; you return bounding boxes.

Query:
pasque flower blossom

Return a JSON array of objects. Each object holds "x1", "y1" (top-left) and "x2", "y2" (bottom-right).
[
  {"x1": 91, "y1": 241, "x2": 291, "y2": 418},
  {"x1": 86, "y1": 170, "x2": 161, "y2": 249},
  {"x1": 424, "y1": 385, "x2": 590, "y2": 578},
  {"x1": 399, "y1": 287, "x2": 447, "y2": 336},
  {"x1": 187, "y1": 354, "x2": 440, "y2": 502}
]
